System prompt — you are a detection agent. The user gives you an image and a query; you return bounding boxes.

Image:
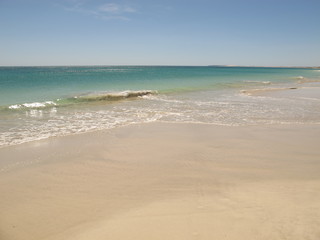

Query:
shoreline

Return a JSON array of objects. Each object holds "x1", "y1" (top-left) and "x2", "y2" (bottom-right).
[
  {"x1": 1, "y1": 122, "x2": 320, "y2": 240},
  {"x1": 2, "y1": 89, "x2": 320, "y2": 149},
  {"x1": 1, "y1": 67, "x2": 320, "y2": 149},
  {"x1": 1, "y1": 119, "x2": 320, "y2": 151}
]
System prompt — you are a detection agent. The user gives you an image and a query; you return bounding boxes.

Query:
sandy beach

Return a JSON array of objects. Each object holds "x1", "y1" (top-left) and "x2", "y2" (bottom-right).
[
  {"x1": 1, "y1": 121, "x2": 320, "y2": 240},
  {"x1": 2, "y1": 0, "x2": 320, "y2": 238}
]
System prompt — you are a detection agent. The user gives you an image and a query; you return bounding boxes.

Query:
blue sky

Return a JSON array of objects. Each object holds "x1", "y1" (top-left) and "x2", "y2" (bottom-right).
[{"x1": 0, "y1": 0, "x2": 319, "y2": 66}]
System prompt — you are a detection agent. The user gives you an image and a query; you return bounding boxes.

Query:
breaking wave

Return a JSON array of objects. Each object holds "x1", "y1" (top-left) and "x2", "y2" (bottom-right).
[
  {"x1": 6, "y1": 90, "x2": 157, "y2": 110},
  {"x1": 73, "y1": 90, "x2": 157, "y2": 102},
  {"x1": 8, "y1": 101, "x2": 57, "y2": 109}
]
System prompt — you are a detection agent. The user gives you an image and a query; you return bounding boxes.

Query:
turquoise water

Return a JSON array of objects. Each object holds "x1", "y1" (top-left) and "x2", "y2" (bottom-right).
[
  {"x1": 1, "y1": 66, "x2": 318, "y2": 106},
  {"x1": 1, "y1": 66, "x2": 320, "y2": 147}
]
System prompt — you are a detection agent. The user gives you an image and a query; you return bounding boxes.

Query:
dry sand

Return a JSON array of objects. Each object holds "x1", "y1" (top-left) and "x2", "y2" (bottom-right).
[{"x1": 1, "y1": 123, "x2": 320, "y2": 240}]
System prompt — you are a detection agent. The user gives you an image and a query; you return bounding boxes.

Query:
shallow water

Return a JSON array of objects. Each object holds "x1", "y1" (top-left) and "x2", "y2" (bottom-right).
[{"x1": 0, "y1": 66, "x2": 319, "y2": 147}]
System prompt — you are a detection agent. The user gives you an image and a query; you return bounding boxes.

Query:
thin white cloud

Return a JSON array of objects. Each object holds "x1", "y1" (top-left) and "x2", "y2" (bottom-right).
[
  {"x1": 61, "y1": 2, "x2": 137, "y2": 21},
  {"x1": 99, "y1": 3, "x2": 119, "y2": 13},
  {"x1": 99, "y1": 3, "x2": 137, "y2": 14},
  {"x1": 99, "y1": 3, "x2": 120, "y2": 13}
]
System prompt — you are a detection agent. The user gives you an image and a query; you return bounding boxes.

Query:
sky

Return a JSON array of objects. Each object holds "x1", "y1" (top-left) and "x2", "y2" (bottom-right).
[{"x1": 0, "y1": 0, "x2": 319, "y2": 66}]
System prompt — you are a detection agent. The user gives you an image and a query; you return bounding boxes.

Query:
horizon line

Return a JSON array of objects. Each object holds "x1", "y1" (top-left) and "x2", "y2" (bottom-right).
[{"x1": 0, "y1": 64, "x2": 319, "y2": 68}]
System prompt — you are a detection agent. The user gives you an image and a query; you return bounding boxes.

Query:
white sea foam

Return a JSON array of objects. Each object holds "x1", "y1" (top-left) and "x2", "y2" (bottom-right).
[
  {"x1": 140, "y1": 94, "x2": 184, "y2": 103},
  {"x1": 7, "y1": 90, "x2": 156, "y2": 110},
  {"x1": 244, "y1": 80, "x2": 271, "y2": 84},
  {"x1": 75, "y1": 90, "x2": 158, "y2": 101},
  {"x1": 8, "y1": 105, "x2": 20, "y2": 109},
  {"x1": 2, "y1": 87, "x2": 320, "y2": 148},
  {"x1": 8, "y1": 101, "x2": 56, "y2": 109}
]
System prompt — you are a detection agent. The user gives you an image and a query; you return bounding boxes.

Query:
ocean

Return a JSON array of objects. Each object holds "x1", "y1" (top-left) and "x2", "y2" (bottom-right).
[{"x1": 0, "y1": 66, "x2": 319, "y2": 147}]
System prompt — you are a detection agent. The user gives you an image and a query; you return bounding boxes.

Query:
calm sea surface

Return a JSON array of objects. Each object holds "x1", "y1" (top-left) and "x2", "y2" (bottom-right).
[{"x1": 1, "y1": 66, "x2": 319, "y2": 147}]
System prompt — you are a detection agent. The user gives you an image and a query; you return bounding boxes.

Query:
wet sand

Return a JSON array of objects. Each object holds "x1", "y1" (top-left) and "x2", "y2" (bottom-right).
[
  {"x1": 1, "y1": 122, "x2": 320, "y2": 240},
  {"x1": 241, "y1": 81, "x2": 320, "y2": 99}
]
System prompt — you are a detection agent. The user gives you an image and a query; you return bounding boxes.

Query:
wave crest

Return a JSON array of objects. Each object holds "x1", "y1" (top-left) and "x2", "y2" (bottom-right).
[
  {"x1": 74, "y1": 90, "x2": 157, "y2": 102},
  {"x1": 8, "y1": 101, "x2": 56, "y2": 109},
  {"x1": 6, "y1": 90, "x2": 158, "y2": 110}
]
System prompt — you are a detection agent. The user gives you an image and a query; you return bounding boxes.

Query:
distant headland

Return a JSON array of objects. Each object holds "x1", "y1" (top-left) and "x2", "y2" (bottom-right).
[{"x1": 208, "y1": 65, "x2": 320, "y2": 69}]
